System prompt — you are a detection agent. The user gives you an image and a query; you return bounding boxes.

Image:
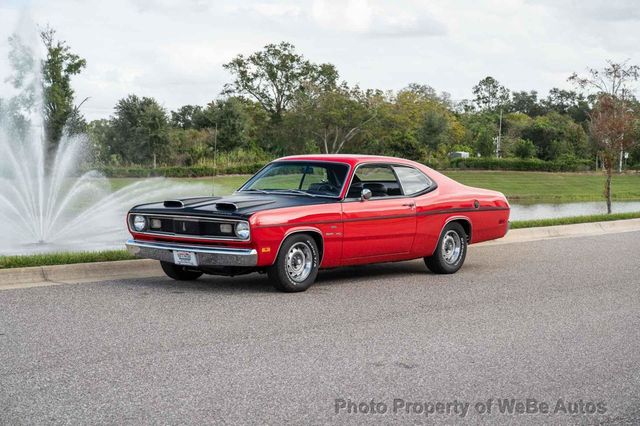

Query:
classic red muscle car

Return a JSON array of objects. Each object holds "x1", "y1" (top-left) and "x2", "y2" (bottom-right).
[{"x1": 126, "y1": 155, "x2": 510, "y2": 292}]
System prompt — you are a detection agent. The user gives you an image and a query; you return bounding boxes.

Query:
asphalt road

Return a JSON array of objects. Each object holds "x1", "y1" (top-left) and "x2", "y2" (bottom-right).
[{"x1": 1, "y1": 232, "x2": 639, "y2": 425}]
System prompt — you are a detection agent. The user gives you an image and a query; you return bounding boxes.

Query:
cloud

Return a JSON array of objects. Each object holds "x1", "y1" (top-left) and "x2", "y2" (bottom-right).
[
  {"x1": 1, "y1": 0, "x2": 638, "y2": 121},
  {"x1": 368, "y1": 14, "x2": 447, "y2": 37},
  {"x1": 311, "y1": 0, "x2": 446, "y2": 37},
  {"x1": 531, "y1": 0, "x2": 640, "y2": 22},
  {"x1": 249, "y1": 2, "x2": 302, "y2": 18}
]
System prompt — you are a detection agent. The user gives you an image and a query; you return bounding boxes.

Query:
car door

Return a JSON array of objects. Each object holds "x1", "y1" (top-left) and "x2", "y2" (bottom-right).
[{"x1": 341, "y1": 164, "x2": 417, "y2": 260}]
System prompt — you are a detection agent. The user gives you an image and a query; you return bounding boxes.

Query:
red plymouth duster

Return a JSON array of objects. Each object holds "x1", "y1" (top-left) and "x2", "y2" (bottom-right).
[{"x1": 126, "y1": 155, "x2": 510, "y2": 292}]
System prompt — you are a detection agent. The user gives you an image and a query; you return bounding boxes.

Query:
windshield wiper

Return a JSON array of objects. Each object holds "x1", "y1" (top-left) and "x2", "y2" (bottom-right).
[
  {"x1": 270, "y1": 189, "x2": 318, "y2": 197},
  {"x1": 241, "y1": 188, "x2": 270, "y2": 194}
]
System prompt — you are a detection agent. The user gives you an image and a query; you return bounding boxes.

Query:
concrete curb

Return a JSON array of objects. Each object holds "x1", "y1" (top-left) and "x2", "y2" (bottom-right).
[
  {"x1": 2, "y1": 218, "x2": 640, "y2": 290},
  {"x1": 0, "y1": 259, "x2": 163, "y2": 290},
  {"x1": 475, "y1": 218, "x2": 640, "y2": 247}
]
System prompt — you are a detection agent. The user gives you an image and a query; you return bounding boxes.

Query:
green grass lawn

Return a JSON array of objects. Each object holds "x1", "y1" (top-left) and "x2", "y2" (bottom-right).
[
  {"x1": 0, "y1": 250, "x2": 135, "y2": 269},
  {"x1": 110, "y1": 171, "x2": 640, "y2": 203},
  {"x1": 443, "y1": 171, "x2": 640, "y2": 203},
  {"x1": 509, "y1": 211, "x2": 640, "y2": 229}
]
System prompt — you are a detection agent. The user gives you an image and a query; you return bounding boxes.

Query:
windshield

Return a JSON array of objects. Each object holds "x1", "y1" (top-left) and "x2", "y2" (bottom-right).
[{"x1": 239, "y1": 161, "x2": 349, "y2": 197}]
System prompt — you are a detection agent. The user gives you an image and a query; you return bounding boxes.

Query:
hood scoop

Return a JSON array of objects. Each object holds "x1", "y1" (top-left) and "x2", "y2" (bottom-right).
[
  {"x1": 210, "y1": 197, "x2": 276, "y2": 212},
  {"x1": 215, "y1": 202, "x2": 237, "y2": 212},
  {"x1": 163, "y1": 200, "x2": 184, "y2": 208},
  {"x1": 163, "y1": 196, "x2": 222, "y2": 209}
]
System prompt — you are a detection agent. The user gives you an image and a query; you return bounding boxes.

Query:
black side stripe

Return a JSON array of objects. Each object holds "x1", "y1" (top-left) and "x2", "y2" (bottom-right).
[
  {"x1": 417, "y1": 206, "x2": 509, "y2": 217},
  {"x1": 254, "y1": 206, "x2": 509, "y2": 229}
]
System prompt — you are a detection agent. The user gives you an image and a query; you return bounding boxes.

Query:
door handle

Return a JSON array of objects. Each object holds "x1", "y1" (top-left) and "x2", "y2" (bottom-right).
[{"x1": 402, "y1": 203, "x2": 416, "y2": 209}]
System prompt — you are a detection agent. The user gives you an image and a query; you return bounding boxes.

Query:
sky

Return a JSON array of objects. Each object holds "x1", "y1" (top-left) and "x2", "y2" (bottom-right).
[{"x1": 0, "y1": 0, "x2": 637, "y2": 120}]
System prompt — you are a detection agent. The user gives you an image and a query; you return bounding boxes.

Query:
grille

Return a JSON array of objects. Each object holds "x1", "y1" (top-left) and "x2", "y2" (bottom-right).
[{"x1": 131, "y1": 214, "x2": 246, "y2": 240}]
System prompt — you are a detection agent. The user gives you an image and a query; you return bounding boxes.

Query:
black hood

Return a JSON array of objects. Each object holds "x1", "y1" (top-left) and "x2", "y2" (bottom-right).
[{"x1": 129, "y1": 192, "x2": 336, "y2": 218}]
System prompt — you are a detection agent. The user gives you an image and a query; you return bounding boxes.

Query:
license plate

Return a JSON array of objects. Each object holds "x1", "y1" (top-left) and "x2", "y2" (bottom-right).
[{"x1": 173, "y1": 250, "x2": 198, "y2": 266}]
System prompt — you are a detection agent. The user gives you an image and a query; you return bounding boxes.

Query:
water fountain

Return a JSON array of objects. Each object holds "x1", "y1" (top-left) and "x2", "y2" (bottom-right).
[
  {"x1": 0, "y1": 20, "x2": 208, "y2": 256},
  {"x1": 0, "y1": 123, "x2": 206, "y2": 255}
]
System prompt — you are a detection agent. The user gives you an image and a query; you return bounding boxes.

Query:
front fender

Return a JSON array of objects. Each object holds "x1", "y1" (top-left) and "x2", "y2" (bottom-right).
[{"x1": 250, "y1": 204, "x2": 343, "y2": 268}]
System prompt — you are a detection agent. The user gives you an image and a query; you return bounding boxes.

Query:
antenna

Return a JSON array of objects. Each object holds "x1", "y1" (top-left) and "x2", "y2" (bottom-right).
[{"x1": 212, "y1": 123, "x2": 218, "y2": 196}]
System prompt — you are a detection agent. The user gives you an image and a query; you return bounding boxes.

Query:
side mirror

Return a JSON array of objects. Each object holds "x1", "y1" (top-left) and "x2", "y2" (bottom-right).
[{"x1": 360, "y1": 188, "x2": 372, "y2": 201}]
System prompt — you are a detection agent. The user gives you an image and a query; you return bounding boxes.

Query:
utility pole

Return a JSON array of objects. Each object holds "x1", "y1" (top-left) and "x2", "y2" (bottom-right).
[
  {"x1": 496, "y1": 108, "x2": 503, "y2": 158},
  {"x1": 619, "y1": 148, "x2": 624, "y2": 173}
]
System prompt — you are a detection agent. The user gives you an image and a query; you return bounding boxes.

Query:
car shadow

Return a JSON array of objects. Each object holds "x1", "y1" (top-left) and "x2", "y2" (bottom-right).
[
  {"x1": 314, "y1": 259, "x2": 431, "y2": 287},
  {"x1": 119, "y1": 273, "x2": 277, "y2": 295},
  {"x1": 118, "y1": 259, "x2": 434, "y2": 294}
]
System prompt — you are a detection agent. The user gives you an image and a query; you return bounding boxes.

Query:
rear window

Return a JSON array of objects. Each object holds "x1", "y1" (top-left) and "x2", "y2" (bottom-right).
[{"x1": 393, "y1": 166, "x2": 433, "y2": 195}]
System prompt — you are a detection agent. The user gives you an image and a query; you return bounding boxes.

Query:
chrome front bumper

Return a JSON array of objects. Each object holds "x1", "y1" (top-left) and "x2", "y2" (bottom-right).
[{"x1": 126, "y1": 239, "x2": 258, "y2": 267}]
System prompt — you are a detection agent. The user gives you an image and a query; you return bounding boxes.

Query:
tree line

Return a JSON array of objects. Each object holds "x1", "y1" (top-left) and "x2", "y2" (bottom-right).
[
  {"x1": 3, "y1": 33, "x2": 640, "y2": 176},
  {"x1": 85, "y1": 42, "x2": 640, "y2": 172}
]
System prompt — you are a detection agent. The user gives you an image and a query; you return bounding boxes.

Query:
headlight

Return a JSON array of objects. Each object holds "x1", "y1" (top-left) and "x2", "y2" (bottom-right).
[
  {"x1": 235, "y1": 222, "x2": 250, "y2": 239},
  {"x1": 133, "y1": 215, "x2": 147, "y2": 231}
]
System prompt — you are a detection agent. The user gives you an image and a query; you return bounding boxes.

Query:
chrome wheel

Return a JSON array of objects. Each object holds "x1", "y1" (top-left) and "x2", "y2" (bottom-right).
[
  {"x1": 285, "y1": 242, "x2": 313, "y2": 283},
  {"x1": 441, "y1": 230, "x2": 462, "y2": 264}
]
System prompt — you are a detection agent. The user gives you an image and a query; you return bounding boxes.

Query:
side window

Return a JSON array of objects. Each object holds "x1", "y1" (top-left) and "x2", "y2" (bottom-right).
[
  {"x1": 354, "y1": 165, "x2": 396, "y2": 182},
  {"x1": 347, "y1": 164, "x2": 402, "y2": 198},
  {"x1": 393, "y1": 166, "x2": 433, "y2": 195}
]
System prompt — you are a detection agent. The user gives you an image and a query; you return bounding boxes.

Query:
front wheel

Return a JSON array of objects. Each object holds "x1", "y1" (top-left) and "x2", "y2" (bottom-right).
[
  {"x1": 160, "y1": 261, "x2": 203, "y2": 281},
  {"x1": 424, "y1": 222, "x2": 467, "y2": 274},
  {"x1": 267, "y1": 234, "x2": 319, "y2": 292}
]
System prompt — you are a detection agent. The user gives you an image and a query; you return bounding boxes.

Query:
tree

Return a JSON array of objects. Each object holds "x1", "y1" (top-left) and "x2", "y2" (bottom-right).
[
  {"x1": 475, "y1": 127, "x2": 496, "y2": 157},
  {"x1": 542, "y1": 88, "x2": 591, "y2": 122},
  {"x1": 3, "y1": 32, "x2": 39, "y2": 140},
  {"x1": 294, "y1": 84, "x2": 377, "y2": 154},
  {"x1": 85, "y1": 119, "x2": 112, "y2": 165},
  {"x1": 358, "y1": 87, "x2": 463, "y2": 162},
  {"x1": 166, "y1": 128, "x2": 211, "y2": 166},
  {"x1": 519, "y1": 112, "x2": 588, "y2": 161},
  {"x1": 195, "y1": 98, "x2": 253, "y2": 152},
  {"x1": 513, "y1": 139, "x2": 537, "y2": 159},
  {"x1": 589, "y1": 95, "x2": 637, "y2": 213},
  {"x1": 417, "y1": 109, "x2": 450, "y2": 151},
  {"x1": 472, "y1": 76, "x2": 510, "y2": 112},
  {"x1": 223, "y1": 42, "x2": 338, "y2": 121},
  {"x1": 109, "y1": 95, "x2": 169, "y2": 165},
  {"x1": 569, "y1": 60, "x2": 640, "y2": 99},
  {"x1": 509, "y1": 91, "x2": 545, "y2": 116},
  {"x1": 40, "y1": 27, "x2": 87, "y2": 151},
  {"x1": 459, "y1": 112, "x2": 499, "y2": 157},
  {"x1": 170, "y1": 105, "x2": 203, "y2": 129},
  {"x1": 570, "y1": 60, "x2": 640, "y2": 212}
]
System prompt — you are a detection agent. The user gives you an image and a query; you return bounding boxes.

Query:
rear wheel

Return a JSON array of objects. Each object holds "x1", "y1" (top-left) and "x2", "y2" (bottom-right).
[
  {"x1": 160, "y1": 261, "x2": 203, "y2": 281},
  {"x1": 268, "y1": 234, "x2": 319, "y2": 292},
  {"x1": 424, "y1": 222, "x2": 467, "y2": 274}
]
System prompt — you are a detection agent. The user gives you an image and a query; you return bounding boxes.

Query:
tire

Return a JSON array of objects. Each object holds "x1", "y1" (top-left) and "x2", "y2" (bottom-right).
[
  {"x1": 267, "y1": 234, "x2": 319, "y2": 292},
  {"x1": 160, "y1": 261, "x2": 203, "y2": 281},
  {"x1": 424, "y1": 222, "x2": 467, "y2": 274}
]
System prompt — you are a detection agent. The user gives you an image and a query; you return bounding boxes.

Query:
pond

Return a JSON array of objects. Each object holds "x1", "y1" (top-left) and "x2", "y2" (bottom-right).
[{"x1": 510, "y1": 201, "x2": 640, "y2": 221}]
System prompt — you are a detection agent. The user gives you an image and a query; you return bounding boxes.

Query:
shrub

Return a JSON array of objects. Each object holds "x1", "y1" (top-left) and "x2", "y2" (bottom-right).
[
  {"x1": 96, "y1": 162, "x2": 265, "y2": 178},
  {"x1": 449, "y1": 157, "x2": 593, "y2": 172},
  {"x1": 513, "y1": 139, "x2": 537, "y2": 159}
]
